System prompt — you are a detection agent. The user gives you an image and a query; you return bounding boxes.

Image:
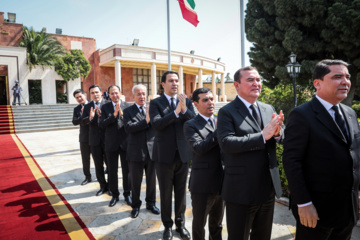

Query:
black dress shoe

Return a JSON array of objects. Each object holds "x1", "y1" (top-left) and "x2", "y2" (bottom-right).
[
  {"x1": 176, "y1": 227, "x2": 190, "y2": 240},
  {"x1": 131, "y1": 208, "x2": 139, "y2": 218},
  {"x1": 109, "y1": 197, "x2": 119, "y2": 207},
  {"x1": 95, "y1": 187, "x2": 108, "y2": 196},
  {"x1": 146, "y1": 205, "x2": 160, "y2": 215},
  {"x1": 124, "y1": 195, "x2": 132, "y2": 206},
  {"x1": 163, "y1": 227, "x2": 173, "y2": 240},
  {"x1": 81, "y1": 178, "x2": 91, "y2": 185}
]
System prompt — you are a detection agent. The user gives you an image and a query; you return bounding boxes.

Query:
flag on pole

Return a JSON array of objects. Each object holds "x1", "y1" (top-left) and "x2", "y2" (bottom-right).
[{"x1": 178, "y1": 0, "x2": 199, "y2": 27}]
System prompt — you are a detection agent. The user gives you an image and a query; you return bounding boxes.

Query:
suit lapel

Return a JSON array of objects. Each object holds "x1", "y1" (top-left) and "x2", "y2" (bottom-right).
[
  {"x1": 234, "y1": 97, "x2": 260, "y2": 132},
  {"x1": 195, "y1": 115, "x2": 212, "y2": 139},
  {"x1": 312, "y1": 98, "x2": 347, "y2": 143},
  {"x1": 340, "y1": 104, "x2": 355, "y2": 144},
  {"x1": 257, "y1": 101, "x2": 271, "y2": 127},
  {"x1": 160, "y1": 94, "x2": 172, "y2": 114}
]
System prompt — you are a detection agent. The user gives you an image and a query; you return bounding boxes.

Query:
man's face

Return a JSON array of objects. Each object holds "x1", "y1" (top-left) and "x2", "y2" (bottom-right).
[
  {"x1": 194, "y1": 92, "x2": 215, "y2": 117},
  {"x1": 314, "y1": 65, "x2": 351, "y2": 105},
  {"x1": 90, "y1": 87, "x2": 102, "y2": 102},
  {"x1": 234, "y1": 69, "x2": 261, "y2": 104},
  {"x1": 162, "y1": 73, "x2": 179, "y2": 96},
  {"x1": 109, "y1": 87, "x2": 121, "y2": 103},
  {"x1": 74, "y1": 92, "x2": 87, "y2": 105},
  {"x1": 134, "y1": 87, "x2": 146, "y2": 106}
]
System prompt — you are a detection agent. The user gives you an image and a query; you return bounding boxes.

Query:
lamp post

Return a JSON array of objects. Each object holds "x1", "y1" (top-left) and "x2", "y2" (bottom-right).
[{"x1": 286, "y1": 52, "x2": 301, "y2": 107}]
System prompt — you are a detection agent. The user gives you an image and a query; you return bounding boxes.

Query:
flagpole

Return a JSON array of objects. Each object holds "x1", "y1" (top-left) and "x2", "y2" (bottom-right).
[
  {"x1": 240, "y1": 0, "x2": 245, "y2": 67},
  {"x1": 167, "y1": 0, "x2": 171, "y2": 70}
]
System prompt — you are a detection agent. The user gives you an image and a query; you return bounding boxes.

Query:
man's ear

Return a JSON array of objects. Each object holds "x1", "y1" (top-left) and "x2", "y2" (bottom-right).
[{"x1": 313, "y1": 79, "x2": 321, "y2": 90}]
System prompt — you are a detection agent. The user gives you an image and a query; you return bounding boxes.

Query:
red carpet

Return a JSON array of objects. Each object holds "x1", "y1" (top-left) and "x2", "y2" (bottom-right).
[
  {"x1": 0, "y1": 105, "x2": 14, "y2": 135},
  {"x1": 0, "y1": 134, "x2": 94, "y2": 240}
]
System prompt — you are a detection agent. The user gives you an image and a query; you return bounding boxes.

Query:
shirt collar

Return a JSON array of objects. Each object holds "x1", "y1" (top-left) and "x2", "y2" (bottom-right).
[
  {"x1": 135, "y1": 103, "x2": 146, "y2": 110},
  {"x1": 315, "y1": 95, "x2": 335, "y2": 112},
  {"x1": 198, "y1": 113, "x2": 213, "y2": 122},
  {"x1": 237, "y1": 95, "x2": 258, "y2": 110},
  {"x1": 164, "y1": 93, "x2": 177, "y2": 102}
]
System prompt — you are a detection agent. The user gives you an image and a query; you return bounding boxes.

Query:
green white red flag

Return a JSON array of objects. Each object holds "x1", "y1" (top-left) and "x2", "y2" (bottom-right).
[{"x1": 178, "y1": 0, "x2": 199, "y2": 27}]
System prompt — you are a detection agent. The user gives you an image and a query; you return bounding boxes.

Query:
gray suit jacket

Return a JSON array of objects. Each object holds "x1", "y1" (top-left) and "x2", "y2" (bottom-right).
[{"x1": 217, "y1": 97, "x2": 282, "y2": 204}]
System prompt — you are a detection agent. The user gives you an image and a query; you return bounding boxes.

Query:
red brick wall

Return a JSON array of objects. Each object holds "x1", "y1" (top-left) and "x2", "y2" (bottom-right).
[
  {"x1": 184, "y1": 73, "x2": 196, "y2": 98},
  {"x1": 0, "y1": 65, "x2": 8, "y2": 75},
  {"x1": 0, "y1": 12, "x2": 23, "y2": 47},
  {"x1": 99, "y1": 67, "x2": 115, "y2": 93},
  {"x1": 121, "y1": 67, "x2": 133, "y2": 102}
]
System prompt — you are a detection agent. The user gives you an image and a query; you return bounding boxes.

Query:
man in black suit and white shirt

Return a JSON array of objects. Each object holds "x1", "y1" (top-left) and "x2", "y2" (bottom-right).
[
  {"x1": 217, "y1": 66, "x2": 284, "y2": 240},
  {"x1": 183, "y1": 88, "x2": 224, "y2": 240},
  {"x1": 72, "y1": 89, "x2": 92, "y2": 185},
  {"x1": 82, "y1": 84, "x2": 109, "y2": 196},
  {"x1": 283, "y1": 59, "x2": 360, "y2": 240},
  {"x1": 149, "y1": 71, "x2": 196, "y2": 240},
  {"x1": 123, "y1": 84, "x2": 160, "y2": 218},
  {"x1": 99, "y1": 85, "x2": 132, "y2": 207}
]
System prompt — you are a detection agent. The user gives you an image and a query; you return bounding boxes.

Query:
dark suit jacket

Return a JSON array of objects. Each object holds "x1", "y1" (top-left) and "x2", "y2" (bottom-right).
[
  {"x1": 123, "y1": 104, "x2": 155, "y2": 161},
  {"x1": 72, "y1": 104, "x2": 89, "y2": 143},
  {"x1": 99, "y1": 100, "x2": 132, "y2": 152},
  {"x1": 149, "y1": 94, "x2": 196, "y2": 163},
  {"x1": 183, "y1": 114, "x2": 223, "y2": 194},
  {"x1": 283, "y1": 97, "x2": 360, "y2": 227},
  {"x1": 81, "y1": 99, "x2": 108, "y2": 146},
  {"x1": 217, "y1": 97, "x2": 283, "y2": 205}
]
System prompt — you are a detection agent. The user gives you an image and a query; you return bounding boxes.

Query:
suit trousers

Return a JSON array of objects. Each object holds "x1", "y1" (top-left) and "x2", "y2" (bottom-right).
[
  {"x1": 155, "y1": 151, "x2": 189, "y2": 228},
  {"x1": 226, "y1": 194, "x2": 275, "y2": 240},
  {"x1": 90, "y1": 143, "x2": 107, "y2": 189},
  {"x1": 291, "y1": 206, "x2": 354, "y2": 240},
  {"x1": 128, "y1": 156, "x2": 156, "y2": 209},
  {"x1": 191, "y1": 192, "x2": 225, "y2": 240},
  {"x1": 106, "y1": 147, "x2": 131, "y2": 198},
  {"x1": 80, "y1": 142, "x2": 91, "y2": 179}
]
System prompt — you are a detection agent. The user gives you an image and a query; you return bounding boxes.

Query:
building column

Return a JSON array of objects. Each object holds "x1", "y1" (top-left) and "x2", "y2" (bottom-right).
[
  {"x1": 178, "y1": 65, "x2": 184, "y2": 94},
  {"x1": 115, "y1": 60, "x2": 121, "y2": 90},
  {"x1": 149, "y1": 63, "x2": 159, "y2": 100},
  {"x1": 219, "y1": 73, "x2": 227, "y2": 102},
  {"x1": 212, "y1": 71, "x2": 218, "y2": 102},
  {"x1": 198, "y1": 68, "x2": 203, "y2": 88}
]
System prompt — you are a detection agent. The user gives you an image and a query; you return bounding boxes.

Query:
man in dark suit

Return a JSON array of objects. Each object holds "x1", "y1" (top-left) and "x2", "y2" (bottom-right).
[
  {"x1": 217, "y1": 66, "x2": 284, "y2": 240},
  {"x1": 99, "y1": 85, "x2": 132, "y2": 207},
  {"x1": 72, "y1": 89, "x2": 92, "y2": 185},
  {"x1": 123, "y1": 84, "x2": 160, "y2": 218},
  {"x1": 183, "y1": 88, "x2": 224, "y2": 240},
  {"x1": 82, "y1": 84, "x2": 109, "y2": 196},
  {"x1": 283, "y1": 59, "x2": 360, "y2": 240},
  {"x1": 149, "y1": 71, "x2": 196, "y2": 240}
]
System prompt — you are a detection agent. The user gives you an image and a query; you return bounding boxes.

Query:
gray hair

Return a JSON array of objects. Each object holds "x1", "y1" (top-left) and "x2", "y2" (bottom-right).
[{"x1": 132, "y1": 84, "x2": 147, "y2": 95}]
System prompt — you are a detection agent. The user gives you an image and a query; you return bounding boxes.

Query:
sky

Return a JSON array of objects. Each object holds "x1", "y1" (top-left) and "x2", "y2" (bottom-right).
[{"x1": 2, "y1": 0, "x2": 251, "y2": 78}]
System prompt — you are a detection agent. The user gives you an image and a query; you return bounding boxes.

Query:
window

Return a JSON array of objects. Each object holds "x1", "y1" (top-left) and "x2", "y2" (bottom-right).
[{"x1": 133, "y1": 68, "x2": 164, "y2": 96}]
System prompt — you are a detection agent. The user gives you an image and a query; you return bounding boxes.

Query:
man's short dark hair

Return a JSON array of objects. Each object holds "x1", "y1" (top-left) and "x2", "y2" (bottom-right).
[
  {"x1": 234, "y1": 66, "x2": 257, "y2": 83},
  {"x1": 108, "y1": 85, "x2": 121, "y2": 92},
  {"x1": 161, "y1": 71, "x2": 179, "y2": 83},
  {"x1": 192, "y1": 88, "x2": 212, "y2": 103},
  {"x1": 89, "y1": 84, "x2": 101, "y2": 92},
  {"x1": 312, "y1": 59, "x2": 349, "y2": 81},
  {"x1": 73, "y1": 89, "x2": 85, "y2": 97}
]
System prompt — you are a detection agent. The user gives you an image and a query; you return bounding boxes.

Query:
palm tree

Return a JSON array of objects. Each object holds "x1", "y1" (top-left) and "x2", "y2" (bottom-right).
[{"x1": 20, "y1": 26, "x2": 65, "y2": 71}]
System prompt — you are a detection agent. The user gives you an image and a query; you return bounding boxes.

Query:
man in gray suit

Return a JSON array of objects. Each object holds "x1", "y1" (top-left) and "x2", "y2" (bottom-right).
[
  {"x1": 123, "y1": 84, "x2": 160, "y2": 218},
  {"x1": 217, "y1": 66, "x2": 284, "y2": 240},
  {"x1": 183, "y1": 88, "x2": 224, "y2": 240}
]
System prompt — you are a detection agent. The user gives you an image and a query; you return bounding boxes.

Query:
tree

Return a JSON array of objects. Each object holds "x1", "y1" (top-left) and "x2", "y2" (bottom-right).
[
  {"x1": 245, "y1": 0, "x2": 360, "y2": 105},
  {"x1": 20, "y1": 26, "x2": 65, "y2": 71},
  {"x1": 54, "y1": 50, "x2": 91, "y2": 81}
]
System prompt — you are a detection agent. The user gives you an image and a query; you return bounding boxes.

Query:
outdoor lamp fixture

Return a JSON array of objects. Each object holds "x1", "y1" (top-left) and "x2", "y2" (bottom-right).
[
  {"x1": 286, "y1": 52, "x2": 301, "y2": 107},
  {"x1": 132, "y1": 39, "x2": 139, "y2": 46},
  {"x1": 8, "y1": 12, "x2": 16, "y2": 23},
  {"x1": 217, "y1": 57, "x2": 221, "y2": 62},
  {"x1": 190, "y1": 50, "x2": 195, "y2": 54}
]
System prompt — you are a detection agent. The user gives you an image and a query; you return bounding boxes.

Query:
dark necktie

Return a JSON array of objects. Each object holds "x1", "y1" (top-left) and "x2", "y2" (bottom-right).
[
  {"x1": 140, "y1": 106, "x2": 145, "y2": 117},
  {"x1": 250, "y1": 104, "x2": 262, "y2": 127},
  {"x1": 208, "y1": 119, "x2": 214, "y2": 129},
  {"x1": 332, "y1": 105, "x2": 348, "y2": 141},
  {"x1": 170, "y1": 97, "x2": 176, "y2": 110}
]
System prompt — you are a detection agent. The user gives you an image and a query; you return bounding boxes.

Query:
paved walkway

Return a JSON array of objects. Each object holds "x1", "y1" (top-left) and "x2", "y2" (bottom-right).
[{"x1": 17, "y1": 129, "x2": 360, "y2": 240}]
